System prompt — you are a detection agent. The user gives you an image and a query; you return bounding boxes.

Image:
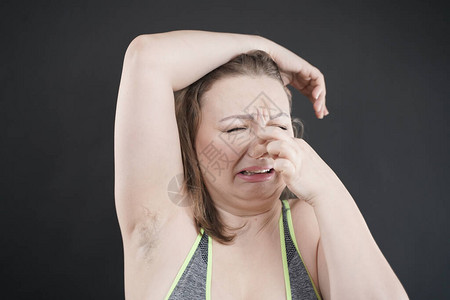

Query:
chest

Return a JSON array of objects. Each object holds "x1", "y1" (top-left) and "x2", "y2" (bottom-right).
[{"x1": 210, "y1": 238, "x2": 287, "y2": 300}]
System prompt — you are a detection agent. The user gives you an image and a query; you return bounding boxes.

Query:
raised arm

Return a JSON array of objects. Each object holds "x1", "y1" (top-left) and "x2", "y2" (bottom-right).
[{"x1": 114, "y1": 30, "x2": 327, "y2": 237}]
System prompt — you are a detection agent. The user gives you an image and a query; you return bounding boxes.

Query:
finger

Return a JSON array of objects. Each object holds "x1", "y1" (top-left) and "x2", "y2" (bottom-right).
[
  {"x1": 320, "y1": 92, "x2": 327, "y2": 119},
  {"x1": 266, "y1": 139, "x2": 297, "y2": 162},
  {"x1": 249, "y1": 127, "x2": 295, "y2": 158},
  {"x1": 309, "y1": 69, "x2": 326, "y2": 119},
  {"x1": 290, "y1": 62, "x2": 315, "y2": 89},
  {"x1": 253, "y1": 126, "x2": 293, "y2": 143},
  {"x1": 273, "y1": 157, "x2": 296, "y2": 179},
  {"x1": 310, "y1": 67, "x2": 326, "y2": 94},
  {"x1": 249, "y1": 113, "x2": 283, "y2": 158},
  {"x1": 301, "y1": 67, "x2": 324, "y2": 92},
  {"x1": 312, "y1": 86, "x2": 323, "y2": 112},
  {"x1": 313, "y1": 90, "x2": 327, "y2": 119},
  {"x1": 294, "y1": 77, "x2": 312, "y2": 91},
  {"x1": 312, "y1": 85, "x2": 322, "y2": 101},
  {"x1": 280, "y1": 72, "x2": 292, "y2": 86},
  {"x1": 298, "y1": 81, "x2": 326, "y2": 119}
]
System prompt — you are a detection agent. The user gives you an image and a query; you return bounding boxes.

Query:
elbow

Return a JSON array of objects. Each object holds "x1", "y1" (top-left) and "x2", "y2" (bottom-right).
[
  {"x1": 124, "y1": 35, "x2": 149, "y2": 59},
  {"x1": 124, "y1": 34, "x2": 160, "y2": 66},
  {"x1": 127, "y1": 34, "x2": 152, "y2": 53}
]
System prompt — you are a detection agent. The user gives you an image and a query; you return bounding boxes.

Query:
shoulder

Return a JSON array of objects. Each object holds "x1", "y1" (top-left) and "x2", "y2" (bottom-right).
[{"x1": 286, "y1": 198, "x2": 319, "y2": 232}]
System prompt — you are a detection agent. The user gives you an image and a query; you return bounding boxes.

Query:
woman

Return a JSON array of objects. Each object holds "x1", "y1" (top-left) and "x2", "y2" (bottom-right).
[{"x1": 114, "y1": 30, "x2": 408, "y2": 299}]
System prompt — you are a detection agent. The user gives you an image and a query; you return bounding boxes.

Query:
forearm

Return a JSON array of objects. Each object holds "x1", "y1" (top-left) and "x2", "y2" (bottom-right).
[
  {"x1": 314, "y1": 188, "x2": 408, "y2": 299},
  {"x1": 126, "y1": 30, "x2": 265, "y2": 91}
]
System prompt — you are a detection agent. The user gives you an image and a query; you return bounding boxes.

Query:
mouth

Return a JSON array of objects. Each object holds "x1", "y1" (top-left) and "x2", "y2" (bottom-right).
[
  {"x1": 236, "y1": 167, "x2": 276, "y2": 183},
  {"x1": 238, "y1": 168, "x2": 274, "y2": 176}
]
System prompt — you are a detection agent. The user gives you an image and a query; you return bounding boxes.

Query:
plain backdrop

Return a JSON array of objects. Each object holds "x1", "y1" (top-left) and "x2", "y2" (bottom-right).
[{"x1": 1, "y1": 0, "x2": 448, "y2": 299}]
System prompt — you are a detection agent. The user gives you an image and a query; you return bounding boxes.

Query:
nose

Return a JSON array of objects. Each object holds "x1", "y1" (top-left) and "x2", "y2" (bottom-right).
[{"x1": 248, "y1": 116, "x2": 269, "y2": 159}]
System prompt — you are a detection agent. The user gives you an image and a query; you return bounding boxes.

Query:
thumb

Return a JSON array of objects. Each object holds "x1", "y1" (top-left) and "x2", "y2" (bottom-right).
[{"x1": 280, "y1": 72, "x2": 291, "y2": 86}]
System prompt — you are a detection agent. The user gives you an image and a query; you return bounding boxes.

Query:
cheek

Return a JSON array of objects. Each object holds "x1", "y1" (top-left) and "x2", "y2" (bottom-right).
[
  {"x1": 215, "y1": 130, "x2": 254, "y2": 158},
  {"x1": 196, "y1": 132, "x2": 243, "y2": 184}
]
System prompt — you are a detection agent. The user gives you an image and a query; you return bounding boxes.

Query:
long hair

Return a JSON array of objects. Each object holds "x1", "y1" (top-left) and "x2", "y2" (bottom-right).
[{"x1": 174, "y1": 50, "x2": 304, "y2": 244}]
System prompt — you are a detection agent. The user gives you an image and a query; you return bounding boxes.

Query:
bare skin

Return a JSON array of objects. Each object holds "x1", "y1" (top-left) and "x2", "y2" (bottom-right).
[
  {"x1": 195, "y1": 75, "x2": 320, "y2": 299},
  {"x1": 114, "y1": 30, "x2": 408, "y2": 299}
]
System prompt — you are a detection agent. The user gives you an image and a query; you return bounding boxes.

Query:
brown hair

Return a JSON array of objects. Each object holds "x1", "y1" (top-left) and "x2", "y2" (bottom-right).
[{"x1": 174, "y1": 50, "x2": 304, "y2": 243}]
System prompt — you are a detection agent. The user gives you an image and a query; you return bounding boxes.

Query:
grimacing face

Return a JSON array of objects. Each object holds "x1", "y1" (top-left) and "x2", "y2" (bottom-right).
[{"x1": 195, "y1": 75, "x2": 295, "y2": 210}]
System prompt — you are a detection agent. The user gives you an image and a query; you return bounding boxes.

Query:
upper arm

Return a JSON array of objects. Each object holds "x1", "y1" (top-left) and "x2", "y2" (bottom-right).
[
  {"x1": 289, "y1": 199, "x2": 323, "y2": 297},
  {"x1": 289, "y1": 198, "x2": 332, "y2": 299},
  {"x1": 114, "y1": 36, "x2": 184, "y2": 235},
  {"x1": 317, "y1": 237, "x2": 331, "y2": 300}
]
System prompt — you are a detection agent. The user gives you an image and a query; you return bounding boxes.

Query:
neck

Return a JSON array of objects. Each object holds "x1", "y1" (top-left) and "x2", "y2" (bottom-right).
[{"x1": 212, "y1": 194, "x2": 283, "y2": 244}]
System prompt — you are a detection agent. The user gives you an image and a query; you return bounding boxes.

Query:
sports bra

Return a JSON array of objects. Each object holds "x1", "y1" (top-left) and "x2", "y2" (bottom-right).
[{"x1": 164, "y1": 200, "x2": 322, "y2": 300}]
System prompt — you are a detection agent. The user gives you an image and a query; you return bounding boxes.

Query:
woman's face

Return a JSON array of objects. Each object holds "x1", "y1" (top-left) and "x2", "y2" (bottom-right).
[{"x1": 195, "y1": 75, "x2": 294, "y2": 209}]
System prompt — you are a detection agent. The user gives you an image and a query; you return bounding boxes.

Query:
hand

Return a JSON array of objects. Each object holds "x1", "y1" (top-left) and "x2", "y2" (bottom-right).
[
  {"x1": 250, "y1": 126, "x2": 346, "y2": 207},
  {"x1": 259, "y1": 37, "x2": 328, "y2": 119}
]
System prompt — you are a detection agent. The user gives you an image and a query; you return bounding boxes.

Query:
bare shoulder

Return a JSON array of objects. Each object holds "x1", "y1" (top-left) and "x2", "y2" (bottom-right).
[
  {"x1": 286, "y1": 198, "x2": 321, "y2": 293},
  {"x1": 287, "y1": 198, "x2": 320, "y2": 233}
]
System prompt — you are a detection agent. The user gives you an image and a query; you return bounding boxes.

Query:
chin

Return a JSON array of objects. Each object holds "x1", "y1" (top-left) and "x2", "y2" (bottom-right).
[{"x1": 240, "y1": 183, "x2": 283, "y2": 199}]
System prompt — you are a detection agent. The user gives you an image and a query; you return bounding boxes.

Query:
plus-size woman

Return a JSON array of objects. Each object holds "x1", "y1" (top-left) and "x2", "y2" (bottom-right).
[{"x1": 114, "y1": 30, "x2": 408, "y2": 300}]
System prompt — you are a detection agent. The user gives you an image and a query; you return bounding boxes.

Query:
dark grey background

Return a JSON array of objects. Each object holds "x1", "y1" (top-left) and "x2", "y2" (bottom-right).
[{"x1": 1, "y1": 0, "x2": 448, "y2": 299}]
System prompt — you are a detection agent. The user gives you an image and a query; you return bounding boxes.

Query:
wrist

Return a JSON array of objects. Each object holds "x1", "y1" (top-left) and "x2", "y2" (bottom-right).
[{"x1": 236, "y1": 34, "x2": 269, "y2": 55}]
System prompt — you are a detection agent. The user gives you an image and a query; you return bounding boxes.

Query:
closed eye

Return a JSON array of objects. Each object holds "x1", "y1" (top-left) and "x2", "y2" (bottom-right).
[
  {"x1": 226, "y1": 127, "x2": 246, "y2": 133},
  {"x1": 227, "y1": 126, "x2": 287, "y2": 133}
]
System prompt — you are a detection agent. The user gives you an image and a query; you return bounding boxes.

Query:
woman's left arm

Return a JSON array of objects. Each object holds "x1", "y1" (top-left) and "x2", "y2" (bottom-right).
[
  {"x1": 313, "y1": 183, "x2": 409, "y2": 299},
  {"x1": 251, "y1": 126, "x2": 409, "y2": 299}
]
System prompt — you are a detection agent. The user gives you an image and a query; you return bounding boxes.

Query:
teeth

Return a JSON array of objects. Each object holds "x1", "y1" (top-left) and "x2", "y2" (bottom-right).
[{"x1": 242, "y1": 168, "x2": 271, "y2": 175}]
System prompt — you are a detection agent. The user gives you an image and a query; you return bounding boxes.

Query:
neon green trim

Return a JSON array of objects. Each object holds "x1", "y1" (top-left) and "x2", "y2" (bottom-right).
[
  {"x1": 282, "y1": 200, "x2": 322, "y2": 300},
  {"x1": 205, "y1": 234, "x2": 212, "y2": 300},
  {"x1": 279, "y1": 210, "x2": 292, "y2": 300},
  {"x1": 164, "y1": 229, "x2": 204, "y2": 300}
]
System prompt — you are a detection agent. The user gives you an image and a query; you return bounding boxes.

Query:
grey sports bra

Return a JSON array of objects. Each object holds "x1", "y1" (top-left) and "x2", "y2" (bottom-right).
[{"x1": 165, "y1": 199, "x2": 322, "y2": 300}]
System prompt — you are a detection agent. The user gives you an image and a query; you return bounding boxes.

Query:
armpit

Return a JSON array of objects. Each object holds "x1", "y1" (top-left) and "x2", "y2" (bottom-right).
[{"x1": 134, "y1": 207, "x2": 161, "y2": 264}]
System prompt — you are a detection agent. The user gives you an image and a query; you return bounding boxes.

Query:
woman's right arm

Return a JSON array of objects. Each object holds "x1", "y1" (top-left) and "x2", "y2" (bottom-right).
[
  {"x1": 114, "y1": 30, "x2": 327, "y2": 237},
  {"x1": 114, "y1": 31, "x2": 267, "y2": 237}
]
